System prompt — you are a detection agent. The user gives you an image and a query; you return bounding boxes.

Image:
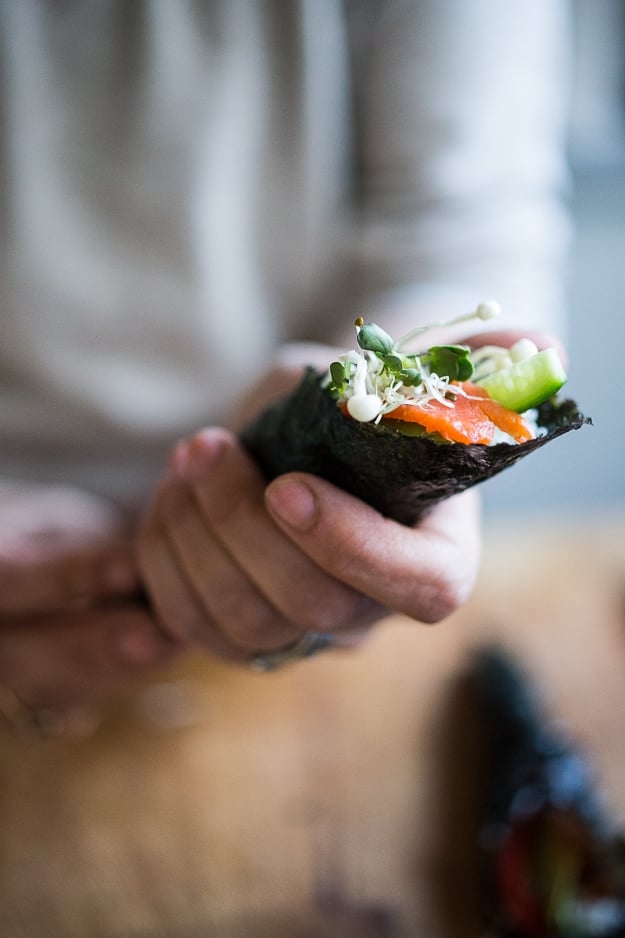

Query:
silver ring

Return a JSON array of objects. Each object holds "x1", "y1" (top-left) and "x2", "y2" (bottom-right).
[{"x1": 249, "y1": 632, "x2": 333, "y2": 672}]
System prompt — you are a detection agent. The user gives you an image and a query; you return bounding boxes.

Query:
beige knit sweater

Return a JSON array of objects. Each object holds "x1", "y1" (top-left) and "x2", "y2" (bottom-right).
[{"x1": 0, "y1": 1, "x2": 570, "y2": 502}]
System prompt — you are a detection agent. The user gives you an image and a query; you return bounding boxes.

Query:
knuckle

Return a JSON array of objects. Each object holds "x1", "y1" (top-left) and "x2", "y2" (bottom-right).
[
  {"x1": 399, "y1": 531, "x2": 480, "y2": 624},
  {"x1": 137, "y1": 567, "x2": 208, "y2": 645},
  {"x1": 272, "y1": 577, "x2": 341, "y2": 633},
  {"x1": 283, "y1": 584, "x2": 376, "y2": 635},
  {"x1": 155, "y1": 598, "x2": 207, "y2": 645},
  {"x1": 221, "y1": 607, "x2": 267, "y2": 650},
  {"x1": 218, "y1": 597, "x2": 293, "y2": 653},
  {"x1": 294, "y1": 604, "x2": 332, "y2": 633},
  {"x1": 293, "y1": 596, "x2": 345, "y2": 634},
  {"x1": 407, "y1": 570, "x2": 467, "y2": 624}
]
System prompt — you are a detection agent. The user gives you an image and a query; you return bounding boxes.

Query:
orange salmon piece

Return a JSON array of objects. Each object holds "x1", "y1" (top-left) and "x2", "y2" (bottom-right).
[
  {"x1": 463, "y1": 382, "x2": 534, "y2": 443},
  {"x1": 383, "y1": 393, "x2": 495, "y2": 444}
]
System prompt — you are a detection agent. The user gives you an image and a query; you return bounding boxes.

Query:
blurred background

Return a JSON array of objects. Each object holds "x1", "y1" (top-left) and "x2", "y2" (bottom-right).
[{"x1": 483, "y1": 0, "x2": 625, "y2": 521}]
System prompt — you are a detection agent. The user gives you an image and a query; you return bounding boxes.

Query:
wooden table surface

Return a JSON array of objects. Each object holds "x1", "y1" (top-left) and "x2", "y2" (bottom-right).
[{"x1": 1, "y1": 514, "x2": 624, "y2": 938}]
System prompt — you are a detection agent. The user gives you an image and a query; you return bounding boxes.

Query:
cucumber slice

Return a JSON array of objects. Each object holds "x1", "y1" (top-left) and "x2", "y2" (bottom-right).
[{"x1": 476, "y1": 348, "x2": 567, "y2": 413}]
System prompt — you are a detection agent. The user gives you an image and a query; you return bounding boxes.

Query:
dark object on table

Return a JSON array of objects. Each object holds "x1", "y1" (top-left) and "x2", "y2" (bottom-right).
[
  {"x1": 241, "y1": 369, "x2": 590, "y2": 525},
  {"x1": 470, "y1": 647, "x2": 625, "y2": 938}
]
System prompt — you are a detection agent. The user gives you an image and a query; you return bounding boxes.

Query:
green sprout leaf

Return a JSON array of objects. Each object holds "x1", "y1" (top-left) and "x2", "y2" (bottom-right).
[
  {"x1": 328, "y1": 360, "x2": 350, "y2": 394},
  {"x1": 379, "y1": 353, "x2": 404, "y2": 371},
  {"x1": 378, "y1": 352, "x2": 423, "y2": 386},
  {"x1": 356, "y1": 323, "x2": 394, "y2": 356},
  {"x1": 422, "y1": 345, "x2": 474, "y2": 381},
  {"x1": 398, "y1": 367, "x2": 422, "y2": 386}
]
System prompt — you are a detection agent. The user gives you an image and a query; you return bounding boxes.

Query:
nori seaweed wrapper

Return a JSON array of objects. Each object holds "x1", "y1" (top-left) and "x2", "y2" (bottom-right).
[
  {"x1": 241, "y1": 368, "x2": 590, "y2": 526},
  {"x1": 470, "y1": 647, "x2": 625, "y2": 937}
]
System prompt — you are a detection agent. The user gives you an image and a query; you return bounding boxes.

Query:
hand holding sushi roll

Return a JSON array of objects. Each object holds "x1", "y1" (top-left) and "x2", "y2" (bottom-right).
[
  {"x1": 135, "y1": 305, "x2": 584, "y2": 668},
  {"x1": 135, "y1": 418, "x2": 482, "y2": 667},
  {"x1": 242, "y1": 304, "x2": 587, "y2": 526}
]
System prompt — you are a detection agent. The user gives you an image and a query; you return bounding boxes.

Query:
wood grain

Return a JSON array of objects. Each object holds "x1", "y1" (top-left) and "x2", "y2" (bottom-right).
[{"x1": 1, "y1": 515, "x2": 624, "y2": 937}]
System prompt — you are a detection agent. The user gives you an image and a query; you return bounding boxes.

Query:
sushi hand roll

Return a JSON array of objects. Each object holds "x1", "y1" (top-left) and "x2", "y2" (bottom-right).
[{"x1": 242, "y1": 303, "x2": 589, "y2": 525}]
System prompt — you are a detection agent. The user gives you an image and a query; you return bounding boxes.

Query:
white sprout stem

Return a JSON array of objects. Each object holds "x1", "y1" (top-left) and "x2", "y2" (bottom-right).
[
  {"x1": 395, "y1": 300, "x2": 501, "y2": 351},
  {"x1": 352, "y1": 357, "x2": 368, "y2": 396},
  {"x1": 338, "y1": 300, "x2": 512, "y2": 425},
  {"x1": 470, "y1": 344, "x2": 510, "y2": 362}
]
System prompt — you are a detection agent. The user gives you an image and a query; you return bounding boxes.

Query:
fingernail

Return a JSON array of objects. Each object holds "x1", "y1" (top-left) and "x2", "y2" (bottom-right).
[
  {"x1": 169, "y1": 440, "x2": 191, "y2": 477},
  {"x1": 266, "y1": 479, "x2": 317, "y2": 531},
  {"x1": 185, "y1": 433, "x2": 225, "y2": 480}
]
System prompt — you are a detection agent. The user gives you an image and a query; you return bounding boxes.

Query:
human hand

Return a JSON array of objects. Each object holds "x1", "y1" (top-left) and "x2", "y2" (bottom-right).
[
  {"x1": 136, "y1": 426, "x2": 481, "y2": 666},
  {"x1": 0, "y1": 602, "x2": 173, "y2": 735},
  {"x1": 0, "y1": 480, "x2": 139, "y2": 616},
  {"x1": 137, "y1": 325, "x2": 566, "y2": 667},
  {"x1": 0, "y1": 482, "x2": 173, "y2": 733}
]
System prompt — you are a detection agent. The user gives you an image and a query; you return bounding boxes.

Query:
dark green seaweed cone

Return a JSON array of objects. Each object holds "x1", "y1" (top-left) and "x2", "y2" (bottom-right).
[{"x1": 241, "y1": 368, "x2": 591, "y2": 526}]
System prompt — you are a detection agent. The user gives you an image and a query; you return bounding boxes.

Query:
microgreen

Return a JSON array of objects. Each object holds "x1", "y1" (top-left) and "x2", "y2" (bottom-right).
[
  {"x1": 419, "y1": 345, "x2": 474, "y2": 381},
  {"x1": 328, "y1": 359, "x2": 351, "y2": 394},
  {"x1": 326, "y1": 303, "x2": 509, "y2": 423},
  {"x1": 356, "y1": 322, "x2": 394, "y2": 356},
  {"x1": 353, "y1": 321, "x2": 473, "y2": 383},
  {"x1": 379, "y1": 353, "x2": 404, "y2": 371},
  {"x1": 397, "y1": 367, "x2": 422, "y2": 386}
]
